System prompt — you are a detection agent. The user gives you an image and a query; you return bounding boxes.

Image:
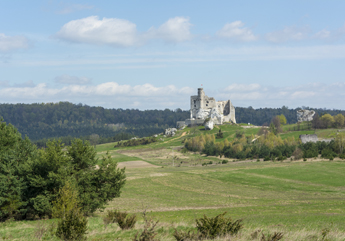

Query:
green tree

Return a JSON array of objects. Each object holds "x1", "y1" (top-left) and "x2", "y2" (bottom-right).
[
  {"x1": 334, "y1": 114, "x2": 345, "y2": 128},
  {"x1": 54, "y1": 181, "x2": 88, "y2": 241},
  {"x1": 335, "y1": 133, "x2": 345, "y2": 154},
  {"x1": 278, "y1": 114, "x2": 287, "y2": 125},
  {"x1": 320, "y1": 114, "x2": 334, "y2": 128},
  {"x1": 52, "y1": 181, "x2": 79, "y2": 219}
]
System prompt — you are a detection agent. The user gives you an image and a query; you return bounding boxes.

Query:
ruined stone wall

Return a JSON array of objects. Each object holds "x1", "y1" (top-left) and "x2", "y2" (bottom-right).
[{"x1": 300, "y1": 134, "x2": 318, "y2": 143}]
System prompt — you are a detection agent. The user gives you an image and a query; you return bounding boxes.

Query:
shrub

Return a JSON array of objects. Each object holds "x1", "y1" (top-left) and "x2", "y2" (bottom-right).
[
  {"x1": 173, "y1": 229, "x2": 204, "y2": 241},
  {"x1": 221, "y1": 160, "x2": 228, "y2": 164},
  {"x1": 264, "y1": 156, "x2": 270, "y2": 161},
  {"x1": 55, "y1": 208, "x2": 88, "y2": 241},
  {"x1": 292, "y1": 148, "x2": 303, "y2": 160},
  {"x1": 260, "y1": 232, "x2": 284, "y2": 241},
  {"x1": 195, "y1": 212, "x2": 243, "y2": 239},
  {"x1": 321, "y1": 148, "x2": 337, "y2": 160},
  {"x1": 133, "y1": 210, "x2": 159, "y2": 241},
  {"x1": 104, "y1": 210, "x2": 137, "y2": 230}
]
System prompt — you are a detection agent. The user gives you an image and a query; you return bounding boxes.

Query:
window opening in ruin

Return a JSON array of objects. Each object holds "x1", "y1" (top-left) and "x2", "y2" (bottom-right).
[
  {"x1": 206, "y1": 104, "x2": 208, "y2": 106},
  {"x1": 194, "y1": 105, "x2": 196, "y2": 107}
]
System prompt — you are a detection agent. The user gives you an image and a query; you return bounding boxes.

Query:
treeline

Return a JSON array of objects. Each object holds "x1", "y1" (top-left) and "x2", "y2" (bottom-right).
[
  {"x1": 185, "y1": 131, "x2": 345, "y2": 161},
  {"x1": 236, "y1": 106, "x2": 345, "y2": 125},
  {"x1": 0, "y1": 102, "x2": 188, "y2": 141},
  {"x1": 1, "y1": 102, "x2": 345, "y2": 143},
  {"x1": 33, "y1": 132, "x2": 135, "y2": 148},
  {"x1": 114, "y1": 136, "x2": 157, "y2": 148}
]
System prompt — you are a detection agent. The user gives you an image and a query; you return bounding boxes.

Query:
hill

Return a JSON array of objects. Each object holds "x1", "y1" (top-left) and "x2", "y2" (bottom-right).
[{"x1": 1, "y1": 102, "x2": 345, "y2": 145}]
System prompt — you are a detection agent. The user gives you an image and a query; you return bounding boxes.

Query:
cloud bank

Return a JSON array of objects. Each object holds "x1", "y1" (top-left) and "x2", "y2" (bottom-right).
[
  {"x1": 55, "y1": 16, "x2": 193, "y2": 46},
  {"x1": 1, "y1": 81, "x2": 345, "y2": 110},
  {"x1": 0, "y1": 33, "x2": 29, "y2": 52},
  {"x1": 217, "y1": 21, "x2": 257, "y2": 42}
]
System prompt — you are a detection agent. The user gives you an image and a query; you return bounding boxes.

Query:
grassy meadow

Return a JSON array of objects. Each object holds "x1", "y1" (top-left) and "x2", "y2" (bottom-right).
[{"x1": 2, "y1": 124, "x2": 345, "y2": 240}]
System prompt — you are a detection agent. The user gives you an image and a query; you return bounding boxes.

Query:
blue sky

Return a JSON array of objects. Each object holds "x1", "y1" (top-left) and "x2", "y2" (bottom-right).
[{"x1": 1, "y1": 1, "x2": 345, "y2": 110}]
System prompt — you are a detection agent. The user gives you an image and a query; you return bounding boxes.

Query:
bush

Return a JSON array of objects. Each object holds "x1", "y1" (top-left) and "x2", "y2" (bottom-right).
[
  {"x1": 292, "y1": 148, "x2": 303, "y2": 160},
  {"x1": 56, "y1": 208, "x2": 88, "y2": 241},
  {"x1": 321, "y1": 148, "x2": 337, "y2": 160},
  {"x1": 221, "y1": 160, "x2": 228, "y2": 164},
  {"x1": 264, "y1": 156, "x2": 270, "y2": 161},
  {"x1": 133, "y1": 210, "x2": 159, "y2": 241},
  {"x1": 104, "y1": 210, "x2": 136, "y2": 230},
  {"x1": 173, "y1": 229, "x2": 204, "y2": 241},
  {"x1": 260, "y1": 231, "x2": 284, "y2": 241},
  {"x1": 195, "y1": 212, "x2": 243, "y2": 239}
]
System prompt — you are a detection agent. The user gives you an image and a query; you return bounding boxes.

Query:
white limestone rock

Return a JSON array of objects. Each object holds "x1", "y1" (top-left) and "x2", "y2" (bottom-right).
[
  {"x1": 196, "y1": 109, "x2": 209, "y2": 119},
  {"x1": 297, "y1": 110, "x2": 315, "y2": 122},
  {"x1": 204, "y1": 120, "x2": 214, "y2": 130},
  {"x1": 209, "y1": 108, "x2": 223, "y2": 124},
  {"x1": 165, "y1": 128, "x2": 177, "y2": 137}
]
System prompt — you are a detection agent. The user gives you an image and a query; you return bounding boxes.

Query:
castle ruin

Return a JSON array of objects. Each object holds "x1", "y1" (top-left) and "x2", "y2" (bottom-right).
[{"x1": 177, "y1": 88, "x2": 236, "y2": 128}]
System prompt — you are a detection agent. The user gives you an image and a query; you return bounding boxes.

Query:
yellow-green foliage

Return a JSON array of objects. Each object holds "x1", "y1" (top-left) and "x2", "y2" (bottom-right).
[
  {"x1": 335, "y1": 133, "x2": 345, "y2": 154},
  {"x1": 278, "y1": 114, "x2": 287, "y2": 125},
  {"x1": 185, "y1": 134, "x2": 215, "y2": 152},
  {"x1": 256, "y1": 132, "x2": 296, "y2": 148},
  {"x1": 334, "y1": 114, "x2": 345, "y2": 127},
  {"x1": 52, "y1": 181, "x2": 79, "y2": 219},
  {"x1": 320, "y1": 114, "x2": 334, "y2": 128}
]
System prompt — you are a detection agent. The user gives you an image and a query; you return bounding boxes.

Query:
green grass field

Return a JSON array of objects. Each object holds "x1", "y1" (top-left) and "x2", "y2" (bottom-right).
[{"x1": 3, "y1": 124, "x2": 345, "y2": 240}]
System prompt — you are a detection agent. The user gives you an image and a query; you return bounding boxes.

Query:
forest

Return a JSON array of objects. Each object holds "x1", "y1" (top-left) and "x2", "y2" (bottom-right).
[{"x1": 1, "y1": 102, "x2": 345, "y2": 145}]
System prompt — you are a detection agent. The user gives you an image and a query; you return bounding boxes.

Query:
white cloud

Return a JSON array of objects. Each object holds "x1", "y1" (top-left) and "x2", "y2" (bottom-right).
[
  {"x1": 313, "y1": 29, "x2": 331, "y2": 40},
  {"x1": 2, "y1": 81, "x2": 345, "y2": 110},
  {"x1": 55, "y1": 16, "x2": 139, "y2": 47},
  {"x1": 147, "y1": 17, "x2": 193, "y2": 43},
  {"x1": 0, "y1": 33, "x2": 29, "y2": 52},
  {"x1": 55, "y1": 16, "x2": 194, "y2": 47},
  {"x1": 56, "y1": 4, "x2": 94, "y2": 14},
  {"x1": 55, "y1": 75, "x2": 92, "y2": 85},
  {"x1": 313, "y1": 23, "x2": 345, "y2": 41},
  {"x1": 218, "y1": 82, "x2": 345, "y2": 109},
  {"x1": 216, "y1": 21, "x2": 257, "y2": 42},
  {"x1": 14, "y1": 80, "x2": 35, "y2": 87},
  {"x1": 265, "y1": 26, "x2": 310, "y2": 43},
  {"x1": 224, "y1": 83, "x2": 261, "y2": 92},
  {"x1": 0, "y1": 82, "x2": 194, "y2": 109},
  {"x1": 0, "y1": 80, "x2": 9, "y2": 87}
]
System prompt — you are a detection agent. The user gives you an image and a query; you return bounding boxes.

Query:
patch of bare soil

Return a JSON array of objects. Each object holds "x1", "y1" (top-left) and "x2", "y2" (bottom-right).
[
  {"x1": 164, "y1": 131, "x2": 187, "y2": 143},
  {"x1": 242, "y1": 125, "x2": 263, "y2": 129},
  {"x1": 118, "y1": 161, "x2": 159, "y2": 169}
]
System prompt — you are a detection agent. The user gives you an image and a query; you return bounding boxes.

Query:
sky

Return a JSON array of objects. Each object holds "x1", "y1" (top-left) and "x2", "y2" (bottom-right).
[{"x1": 1, "y1": 0, "x2": 345, "y2": 110}]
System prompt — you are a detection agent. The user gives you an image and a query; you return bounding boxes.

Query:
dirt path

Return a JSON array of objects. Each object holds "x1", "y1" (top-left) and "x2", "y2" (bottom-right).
[
  {"x1": 164, "y1": 131, "x2": 186, "y2": 144},
  {"x1": 117, "y1": 160, "x2": 159, "y2": 168}
]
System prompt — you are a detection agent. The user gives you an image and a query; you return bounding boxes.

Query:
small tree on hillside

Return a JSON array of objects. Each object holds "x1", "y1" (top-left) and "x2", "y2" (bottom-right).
[
  {"x1": 320, "y1": 114, "x2": 334, "y2": 128},
  {"x1": 278, "y1": 114, "x2": 287, "y2": 125},
  {"x1": 334, "y1": 114, "x2": 345, "y2": 128}
]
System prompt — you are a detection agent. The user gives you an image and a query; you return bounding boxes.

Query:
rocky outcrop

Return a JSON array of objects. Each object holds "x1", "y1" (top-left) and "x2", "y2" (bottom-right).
[
  {"x1": 300, "y1": 134, "x2": 318, "y2": 143},
  {"x1": 297, "y1": 110, "x2": 315, "y2": 122},
  {"x1": 176, "y1": 121, "x2": 186, "y2": 129},
  {"x1": 204, "y1": 120, "x2": 214, "y2": 130},
  {"x1": 196, "y1": 109, "x2": 209, "y2": 119},
  {"x1": 165, "y1": 128, "x2": 177, "y2": 137}
]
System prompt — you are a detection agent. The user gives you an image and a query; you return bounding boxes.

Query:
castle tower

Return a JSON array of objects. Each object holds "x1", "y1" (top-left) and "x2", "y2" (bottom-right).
[{"x1": 198, "y1": 88, "x2": 205, "y2": 109}]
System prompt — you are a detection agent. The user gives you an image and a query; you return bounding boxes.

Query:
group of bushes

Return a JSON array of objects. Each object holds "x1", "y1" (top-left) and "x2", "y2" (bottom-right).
[
  {"x1": 114, "y1": 136, "x2": 157, "y2": 148},
  {"x1": 0, "y1": 118, "x2": 126, "y2": 221},
  {"x1": 185, "y1": 130, "x2": 345, "y2": 161}
]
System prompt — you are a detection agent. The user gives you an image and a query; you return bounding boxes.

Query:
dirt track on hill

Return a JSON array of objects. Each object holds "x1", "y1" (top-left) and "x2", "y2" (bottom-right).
[{"x1": 118, "y1": 160, "x2": 159, "y2": 169}]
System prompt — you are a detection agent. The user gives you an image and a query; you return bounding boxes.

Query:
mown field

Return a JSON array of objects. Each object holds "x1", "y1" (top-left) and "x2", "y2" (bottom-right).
[{"x1": 2, "y1": 124, "x2": 345, "y2": 240}]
